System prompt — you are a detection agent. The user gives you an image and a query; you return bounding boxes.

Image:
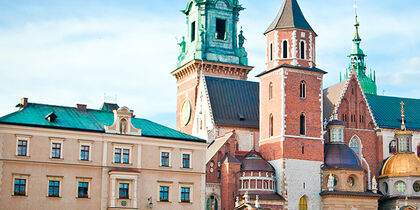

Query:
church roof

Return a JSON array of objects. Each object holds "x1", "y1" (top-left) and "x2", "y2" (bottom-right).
[
  {"x1": 0, "y1": 102, "x2": 205, "y2": 142},
  {"x1": 265, "y1": 0, "x2": 314, "y2": 34},
  {"x1": 206, "y1": 131, "x2": 235, "y2": 163},
  {"x1": 323, "y1": 81, "x2": 347, "y2": 121},
  {"x1": 366, "y1": 94, "x2": 420, "y2": 130},
  {"x1": 205, "y1": 76, "x2": 259, "y2": 128}
]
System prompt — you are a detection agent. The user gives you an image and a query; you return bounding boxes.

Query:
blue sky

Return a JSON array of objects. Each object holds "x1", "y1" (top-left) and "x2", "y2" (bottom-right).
[{"x1": 0, "y1": 0, "x2": 419, "y2": 128}]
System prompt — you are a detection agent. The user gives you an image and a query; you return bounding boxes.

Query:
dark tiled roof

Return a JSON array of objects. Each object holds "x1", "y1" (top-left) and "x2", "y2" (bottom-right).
[
  {"x1": 256, "y1": 63, "x2": 327, "y2": 78},
  {"x1": 365, "y1": 94, "x2": 420, "y2": 130},
  {"x1": 0, "y1": 103, "x2": 205, "y2": 142},
  {"x1": 205, "y1": 76, "x2": 259, "y2": 128},
  {"x1": 265, "y1": 0, "x2": 314, "y2": 34},
  {"x1": 241, "y1": 152, "x2": 275, "y2": 172}
]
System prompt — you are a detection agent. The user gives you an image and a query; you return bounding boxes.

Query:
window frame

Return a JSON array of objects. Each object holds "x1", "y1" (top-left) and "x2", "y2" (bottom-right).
[
  {"x1": 158, "y1": 183, "x2": 172, "y2": 202},
  {"x1": 160, "y1": 148, "x2": 172, "y2": 167},
  {"x1": 47, "y1": 176, "x2": 63, "y2": 198},
  {"x1": 298, "y1": 196, "x2": 308, "y2": 210},
  {"x1": 76, "y1": 177, "x2": 91, "y2": 199},
  {"x1": 269, "y1": 43, "x2": 273, "y2": 61},
  {"x1": 50, "y1": 138, "x2": 64, "y2": 160},
  {"x1": 119, "y1": 183, "x2": 130, "y2": 199},
  {"x1": 282, "y1": 40, "x2": 288, "y2": 59},
  {"x1": 215, "y1": 18, "x2": 227, "y2": 40},
  {"x1": 12, "y1": 174, "x2": 29, "y2": 196},
  {"x1": 181, "y1": 150, "x2": 192, "y2": 169},
  {"x1": 349, "y1": 136, "x2": 362, "y2": 158},
  {"x1": 300, "y1": 81, "x2": 306, "y2": 99},
  {"x1": 300, "y1": 113, "x2": 306, "y2": 136},
  {"x1": 179, "y1": 183, "x2": 193, "y2": 203},
  {"x1": 300, "y1": 40, "x2": 306, "y2": 59},
  {"x1": 113, "y1": 145, "x2": 132, "y2": 164},
  {"x1": 15, "y1": 135, "x2": 30, "y2": 157},
  {"x1": 191, "y1": 21, "x2": 196, "y2": 42}
]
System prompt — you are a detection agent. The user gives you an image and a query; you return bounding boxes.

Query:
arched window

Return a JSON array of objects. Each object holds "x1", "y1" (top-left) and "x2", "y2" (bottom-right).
[
  {"x1": 389, "y1": 140, "x2": 397, "y2": 154},
  {"x1": 269, "y1": 114, "x2": 274, "y2": 137},
  {"x1": 298, "y1": 196, "x2": 307, "y2": 210},
  {"x1": 349, "y1": 137, "x2": 360, "y2": 157},
  {"x1": 300, "y1": 81, "x2": 306, "y2": 99},
  {"x1": 206, "y1": 195, "x2": 218, "y2": 210},
  {"x1": 269, "y1": 43, "x2": 273, "y2": 61},
  {"x1": 269, "y1": 82, "x2": 273, "y2": 100},
  {"x1": 282, "y1": 40, "x2": 288, "y2": 58},
  {"x1": 300, "y1": 41, "x2": 305, "y2": 59},
  {"x1": 300, "y1": 113, "x2": 306, "y2": 135}
]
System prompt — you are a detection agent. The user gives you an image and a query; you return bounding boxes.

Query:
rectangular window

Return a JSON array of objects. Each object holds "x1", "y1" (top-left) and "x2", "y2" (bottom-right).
[
  {"x1": 114, "y1": 148, "x2": 121, "y2": 163},
  {"x1": 51, "y1": 143, "x2": 61, "y2": 159},
  {"x1": 80, "y1": 145, "x2": 90, "y2": 161},
  {"x1": 216, "y1": 18, "x2": 226, "y2": 40},
  {"x1": 161, "y1": 152, "x2": 169, "y2": 167},
  {"x1": 17, "y1": 140, "x2": 27, "y2": 156},
  {"x1": 191, "y1": 21, "x2": 196, "y2": 42},
  {"x1": 269, "y1": 43, "x2": 273, "y2": 61},
  {"x1": 182, "y1": 154, "x2": 190, "y2": 168},
  {"x1": 217, "y1": 170, "x2": 221, "y2": 179},
  {"x1": 181, "y1": 187, "x2": 190, "y2": 202},
  {"x1": 78, "y1": 182, "x2": 89, "y2": 198},
  {"x1": 48, "y1": 181, "x2": 60, "y2": 197},
  {"x1": 14, "y1": 179, "x2": 26, "y2": 196},
  {"x1": 119, "y1": 183, "x2": 129, "y2": 199},
  {"x1": 122, "y1": 149, "x2": 130, "y2": 164},
  {"x1": 159, "y1": 186, "x2": 169, "y2": 201}
]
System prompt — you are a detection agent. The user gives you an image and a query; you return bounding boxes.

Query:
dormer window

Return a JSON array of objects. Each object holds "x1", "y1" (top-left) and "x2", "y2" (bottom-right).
[
  {"x1": 216, "y1": 18, "x2": 226, "y2": 40},
  {"x1": 45, "y1": 112, "x2": 57, "y2": 122},
  {"x1": 104, "y1": 106, "x2": 141, "y2": 136}
]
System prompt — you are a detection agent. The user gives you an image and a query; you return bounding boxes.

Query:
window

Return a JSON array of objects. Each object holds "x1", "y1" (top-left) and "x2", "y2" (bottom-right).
[
  {"x1": 282, "y1": 40, "x2": 288, "y2": 58},
  {"x1": 17, "y1": 140, "x2": 27, "y2": 156},
  {"x1": 269, "y1": 82, "x2": 273, "y2": 100},
  {"x1": 207, "y1": 195, "x2": 218, "y2": 210},
  {"x1": 119, "y1": 183, "x2": 129, "y2": 199},
  {"x1": 300, "y1": 113, "x2": 306, "y2": 135},
  {"x1": 122, "y1": 149, "x2": 130, "y2": 164},
  {"x1": 114, "y1": 148, "x2": 121, "y2": 163},
  {"x1": 414, "y1": 182, "x2": 420, "y2": 192},
  {"x1": 51, "y1": 143, "x2": 61, "y2": 159},
  {"x1": 215, "y1": 18, "x2": 226, "y2": 40},
  {"x1": 217, "y1": 170, "x2": 221, "y2": 179},
  {"x1": 300, "y1": 41, "x2": 305, "y2": 59},
  {"x1": 14, "y1": 179, "x2": 26, "y2": 196},
  {"x1": 383, "y1": 182, "x2": 388, "y2": 193},
  {"x1": 389, "y1": 140, "x2": 397, "y2": 154},
  {"x1": 269, "y1": 114, "x2": 274, "y2": 137},
  {"x1": 161, "y1": 152, "x2": 169, "y2": 167},
  {"x1": 191, "y1": 21, "x2": 196, "y2": 42},
  {"x1": 398, "y1": 137, "x2": 409, "y2": 153},
  {"x1": 181, "y1": 187, "x2": 190, "y2": 202},
  {"x1": 349, "y1": 137, "x2": 360, "y2": 156},
  {"x1": 347, "y1": 176, "x2": 355, "y2": 187},
  {"x1": 395, "y1": 181, "x2": 406, "y2": 193},
  {"x1": 78, "y1": 182, "x2": 89, "y2": 198},
  {"x1": 300, "y1": 81, "x2": 306, "y2": 99},
  {"x1": 48, "y1": 181, "x2": 60, "y2": 197},
  {"x1": 269, "y1": 43, "x2": 273, "y2": 61},
  {"x1": 160, "y1": 186, "x2": 169, "y2": 201},
  {"x1": 80, "y1": 145, "x2": 90, "y2": 161},
  {"x1": 182, "y1": 154, "x2": 191, "y2": 168},
  {"x1": 298, "y1": 196, "x2": 307, "y2": 210}
]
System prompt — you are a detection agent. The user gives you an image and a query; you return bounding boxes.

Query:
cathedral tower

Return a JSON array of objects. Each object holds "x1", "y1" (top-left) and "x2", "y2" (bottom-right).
[
  {"x1": 172, "y1": 0, "x2": 253, "y2": 134},
  {"x1": 342, "y1": 16, "x2": 377, "y2": 95},
  {"x1": 258, "y1": 0, "x2": 325, "y2": 209},
  {"x1": 264, "y1": 0, "x2": 317, "y2": 69}
]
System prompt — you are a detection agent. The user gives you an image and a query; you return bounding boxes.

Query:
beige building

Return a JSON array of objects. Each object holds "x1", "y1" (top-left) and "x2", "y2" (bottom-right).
[{"x1": 0, "y1": 98, "x2": 207, "y2": 210}]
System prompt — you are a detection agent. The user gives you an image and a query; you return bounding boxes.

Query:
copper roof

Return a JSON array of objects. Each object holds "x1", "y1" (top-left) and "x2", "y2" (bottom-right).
[
  {"x1": 241, "y1": 153, "x2": 275, "y2": 172},
  {"x1": 323, "y1": 143, "x2": 363, "y2": 170}
]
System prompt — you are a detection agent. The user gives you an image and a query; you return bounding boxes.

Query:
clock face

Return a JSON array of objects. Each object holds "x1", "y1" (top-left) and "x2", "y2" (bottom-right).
[{"x1": 181, "y1": 99, "x2": 192, "y2": 126}]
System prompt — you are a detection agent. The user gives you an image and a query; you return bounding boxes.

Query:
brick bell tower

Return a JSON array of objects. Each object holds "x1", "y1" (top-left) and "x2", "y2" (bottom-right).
[
  {"x1": 257, "y1": 0, "x2": 326, "y2": 209},
  {"x1": 172, "y1": 0, "x2": 253, "y2": 134}
]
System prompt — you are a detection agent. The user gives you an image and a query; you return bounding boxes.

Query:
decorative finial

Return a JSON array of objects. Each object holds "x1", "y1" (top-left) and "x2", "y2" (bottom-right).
[
  {"x1": 372, "y1": 176, "x2": 377, "y2": 193},
  {"x1": 235, "y1": 196, "x2": 240, "y2": 207},
  {"x1": 354, "y1": 0, "x2": 358, "y2": 19},
  {"x1": 400, "y1": 101, "x2": 406, "y2": 131}
]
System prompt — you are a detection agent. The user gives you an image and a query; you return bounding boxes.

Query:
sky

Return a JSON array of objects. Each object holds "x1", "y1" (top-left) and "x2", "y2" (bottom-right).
[{"x1": 0, "y1": 0, "x2": 419, "y2": 129}]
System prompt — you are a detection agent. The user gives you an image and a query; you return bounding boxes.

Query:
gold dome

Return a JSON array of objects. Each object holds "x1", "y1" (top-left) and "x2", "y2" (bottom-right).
[{"x1": 380, "y1": 153, "x2": 420, "y2": 178}]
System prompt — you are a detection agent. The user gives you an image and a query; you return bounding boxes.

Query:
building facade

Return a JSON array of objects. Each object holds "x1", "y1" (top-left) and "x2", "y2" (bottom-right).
[{"x1": 0, "y1": 99, "x2": 207, "y2": 210}]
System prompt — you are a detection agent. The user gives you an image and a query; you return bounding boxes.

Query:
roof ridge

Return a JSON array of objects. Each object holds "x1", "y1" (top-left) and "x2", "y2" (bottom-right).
[
  {"x1": 204, "y1": 76, "x2": 259, "y2": 85},
  {"x1": 366, "y1": 93, "x2": 420, "y2": 101},
  {"x1": 27, "y1": 102, "x2": 102, "y2": 112}
]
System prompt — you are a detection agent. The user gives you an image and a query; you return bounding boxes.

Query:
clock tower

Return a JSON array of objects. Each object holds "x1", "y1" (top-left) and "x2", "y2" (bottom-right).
[{"x1": 172, "y1": 0, "x2": 253, "y2": 134}]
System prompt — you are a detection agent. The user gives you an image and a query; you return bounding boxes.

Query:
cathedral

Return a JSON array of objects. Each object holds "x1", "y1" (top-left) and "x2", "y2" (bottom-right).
[{"x1": 173, "y1": 0, "x2": 420, "y2": 210}]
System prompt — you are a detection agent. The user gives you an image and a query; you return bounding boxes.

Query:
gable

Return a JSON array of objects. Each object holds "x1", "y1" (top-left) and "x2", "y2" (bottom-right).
[{"x1": 205, "y1": 76, "x2": 259, "y2": 128}]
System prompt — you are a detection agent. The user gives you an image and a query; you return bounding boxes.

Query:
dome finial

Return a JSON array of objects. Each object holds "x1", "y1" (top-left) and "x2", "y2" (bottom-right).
[{"x1": 400, "y1": 101, "x2": 406, "y2": 131}]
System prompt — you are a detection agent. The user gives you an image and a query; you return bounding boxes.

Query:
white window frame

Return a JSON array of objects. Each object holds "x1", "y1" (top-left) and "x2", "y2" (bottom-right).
[
  {"x1": 76, "y1": 177, "x2": 92, "y2": 199},
  {"x1": 113, "y1": 144, "x2": 132, "y2": 164},
  {"x1": 160, "y1": 147, "x2": 172, "y2": 167},
  {"x1": 181, "y1": 150, "x2": 193, "y2": 169},
  {"x1": 157, "y1": 181, "x2": 173, "y2": 202},
  {"x1": 47, "y1": 176, "x2": 63, "y2": 198},
  {"x1": 15, "y1": 135, "x2": 31, "y2": 157},
  {"x1": 12, "y1": 174, "x2": 30, "y2": 196},
  {"x1": 179, "y1": 183, "x2": 193, "y2": 203},
  {"x1": 49, "y1": 138, "x2": 64, "y2": 160},
  {"x1": 78, "y1": 140, "x2": 93, "y2": 162}
]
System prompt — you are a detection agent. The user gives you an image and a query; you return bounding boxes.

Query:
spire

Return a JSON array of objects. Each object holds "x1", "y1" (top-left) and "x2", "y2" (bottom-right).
[
  {"x1": 400, "y1": 101, "x2": 406, "y2": 131},
  {"x1": 265, "y1": 0, "x2": 314, "y2": 34}
]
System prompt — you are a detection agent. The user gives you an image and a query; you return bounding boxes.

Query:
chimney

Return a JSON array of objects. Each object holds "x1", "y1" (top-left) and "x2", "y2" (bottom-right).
[
  {"x1": 21, "y1": 98, "x2": 28, "y2": 107},
  {"x1": 76, "y1": 104, "x2": 87, "y2": 110}
]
